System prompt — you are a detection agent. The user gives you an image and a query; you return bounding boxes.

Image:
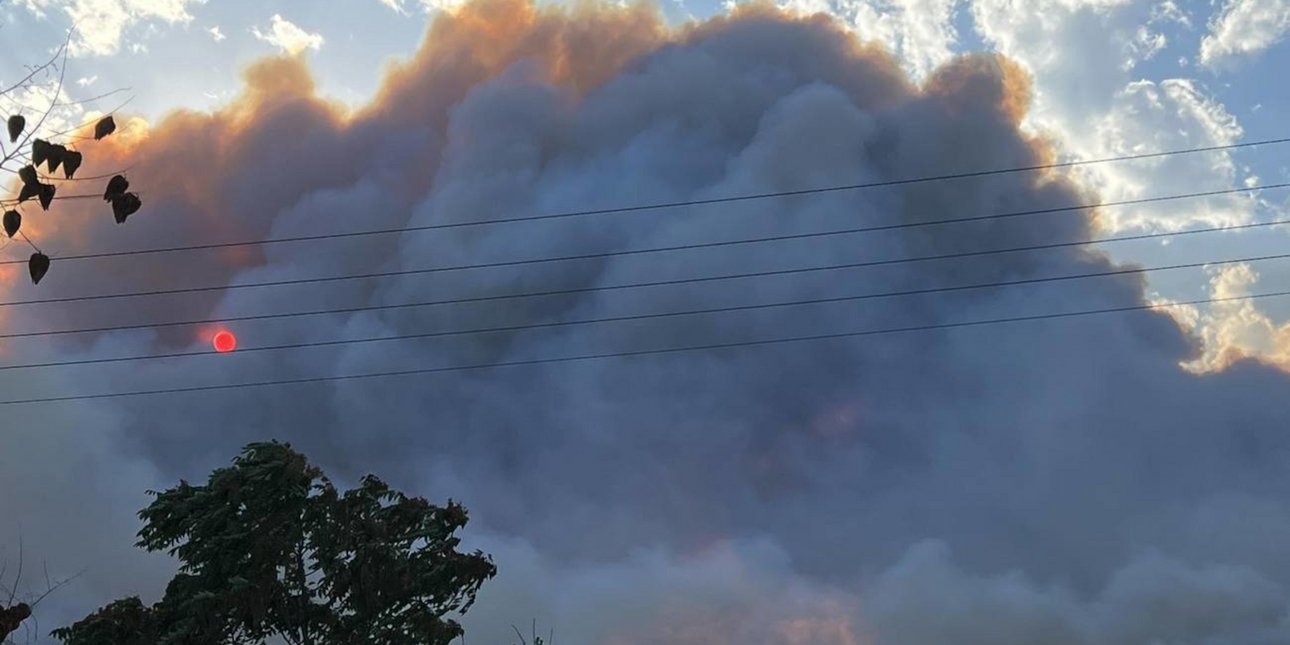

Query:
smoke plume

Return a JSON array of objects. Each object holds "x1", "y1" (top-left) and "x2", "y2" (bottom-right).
[{"x1": 4, "y1": 0, "x2": 1290, "y2": 642}]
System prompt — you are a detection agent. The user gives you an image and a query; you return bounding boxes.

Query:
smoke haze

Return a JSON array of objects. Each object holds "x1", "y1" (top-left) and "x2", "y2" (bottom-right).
[{"x1": 3, "y1": 1, "x2": 1290, "y2": 642}]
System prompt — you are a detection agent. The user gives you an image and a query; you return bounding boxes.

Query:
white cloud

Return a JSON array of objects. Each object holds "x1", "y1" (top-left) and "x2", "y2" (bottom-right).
[
  {"x1": 375, "y1": 0, "x2": 408, "y2": 13},
  {"x1": 962, "y1": 0, "x2": 1290, "y2": 368},
  {"x1": 375, "y1": 0, "x2": 469, "y2": 13},
  {"x1": 970, "y1": 0, "x2": 1255, "y2": 233},
  {"x1": 207, "y1": 25, "x2": 224, "y2": 42},
  {"x1": 251, "y1": 14, "x2": 324, "y2": 56},
  {"x1": 1079, "y1": 77, "x2": 1253, "y2": 231},
  {"x1": 776, "y1": 0, "x2": 960, "y2": 80},
  {"x1": 1124, "y1": 24, "x2": 1168, "y2": 71},
  {"x1": 1201, "y1": 0, "x2": 1290, "y2": 68},
  {"x1": 16, "y1": 0, "x2": 204, "y2": 56},
  {"x1": 1164, "y1": 263, "x2": 1290, "y2": 372},
  {"x1": 767, "y1": 0, "x2": 1230, "y2": 231},
  {"x1": 971, "y1": 0, "x2": 1169, "y2": 105}
]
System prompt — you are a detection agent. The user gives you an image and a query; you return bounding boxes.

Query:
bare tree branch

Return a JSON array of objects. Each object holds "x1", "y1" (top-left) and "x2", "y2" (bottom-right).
[
  {"x1": 0, "y1": 38, "x2": 67, "y2": 97},
  {"x1": 21, "y1": 95, "x2": 135, "y2": 144},
  {"x1": 0, "y1": 192, "x2": 112, "y2": 208},
  {"x1": 0, "y1": 535, "x2": 84, "y2": 644},
  {"x1": 30, "y1": 569, "x2": 85, "y2": 610},
  {"x1": 56, "y1": 86, "x2": 132, "y2": 108},
  {"x1": 7, "y1": 536, "x2": 23, "y2": 608},
  {"x1": 2, "y1": 43, "x2": 69, "y2": 169},
  {"x1": 18, "y1": 231, "x2": 41, "y2": 256}
]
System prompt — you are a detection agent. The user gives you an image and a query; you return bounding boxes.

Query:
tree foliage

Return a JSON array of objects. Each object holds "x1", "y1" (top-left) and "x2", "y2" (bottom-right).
[
  {"x1": 1, "y1": 35, "x2": 143, "y2": 285},
  {"x1": 53, "y1": 442, "x2": 497, "y2": 645}
]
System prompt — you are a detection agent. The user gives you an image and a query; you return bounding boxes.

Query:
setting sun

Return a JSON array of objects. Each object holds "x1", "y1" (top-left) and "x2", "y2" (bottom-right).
[{"x1": 212, "y1": 330, "x2": 237, "y2": 353}]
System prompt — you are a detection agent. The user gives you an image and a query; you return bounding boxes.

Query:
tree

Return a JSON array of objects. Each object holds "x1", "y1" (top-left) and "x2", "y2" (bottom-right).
[
  {"x1": 52, "y1": 442, "x2": 497, "y2": 645},
  {"x1": 1, "y1": 535, "x2": 83, "y2": 645},
  {"x1": 1, "y1": 32, "x2": 142, "y2": 285}
]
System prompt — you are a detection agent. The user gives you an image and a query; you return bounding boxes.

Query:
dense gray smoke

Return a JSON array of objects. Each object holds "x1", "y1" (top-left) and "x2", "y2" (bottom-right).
[{"x1": 3, "y1": 1, "x2": 1290, "y2": 642}]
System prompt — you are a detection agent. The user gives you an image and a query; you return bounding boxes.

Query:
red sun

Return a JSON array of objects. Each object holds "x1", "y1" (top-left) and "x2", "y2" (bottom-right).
[{"x1": 212, "y1": 330, "x2": 237, "y2": 353}]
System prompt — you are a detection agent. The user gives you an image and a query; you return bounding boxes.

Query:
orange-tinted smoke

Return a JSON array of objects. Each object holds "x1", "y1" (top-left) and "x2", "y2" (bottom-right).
[{"x1": 1, "y1": 0, "x2": 1048, "y2": 343}]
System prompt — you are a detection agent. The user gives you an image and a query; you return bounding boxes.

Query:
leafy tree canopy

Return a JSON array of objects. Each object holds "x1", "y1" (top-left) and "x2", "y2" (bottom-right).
[{"x1": 53, "y1": 442, "x2": 496, "y2": 645}]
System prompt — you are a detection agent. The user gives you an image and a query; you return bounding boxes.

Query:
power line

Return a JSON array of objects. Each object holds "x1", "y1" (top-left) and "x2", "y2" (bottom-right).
[
  {"x1": 5, "y1": 249, "x2": 1288, "y2": 371},
  {"x1": 3, "y1": 136, "x2": 1287, "y2": 266},
  {"x1": 7, "y1": 214, "x2": 1289, "y2": 341},
  {"x1": 2, "y1": 182, "x2": 1282, "y2": 308},
  {"x1": 2, "y1": 288, "x2": 1283, "y2": 406}
]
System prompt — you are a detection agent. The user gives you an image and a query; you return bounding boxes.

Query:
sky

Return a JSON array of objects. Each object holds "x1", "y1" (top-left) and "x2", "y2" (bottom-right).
[{"x1": 4, "y1": 0, "x2": 1290, "y2": 643}]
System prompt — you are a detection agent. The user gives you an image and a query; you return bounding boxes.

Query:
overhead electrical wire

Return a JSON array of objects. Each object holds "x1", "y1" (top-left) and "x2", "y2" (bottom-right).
[
  {"x1": 2, "y1": 289, "x2": 1285, "y2": 406},
  {"x1": 1, "y1": 182, "x2": 1284, "y2": 308},
  {"x1": 4, "y1": 213, "x2": 1289, "y2": 341},
  {"x1": 5, "y1": 249, "x2": 1290, "y2": 371},
  {"x1": 2, "y1": 136, "x2": 1287, "y2": 266},
  {"x1": 0, "y1": 135, "x2": 1285, "y2": 405},
  {"x1": 0, "y1": 214, "x2": 1284, "y2": 343}
]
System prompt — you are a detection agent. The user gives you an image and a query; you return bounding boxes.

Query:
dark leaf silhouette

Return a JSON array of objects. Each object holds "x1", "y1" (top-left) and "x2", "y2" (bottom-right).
[
  {"x1": 63, "y1": 149, "x2": 83, "y2": 178},
  {"x1": 6, "y1": 114, "x2": 23, "y2": 143},
  {"x1": 8, "y1": 46, "x2": 145, "y2": 289},
  {"x1": 111, "y1": 192, "x2": 141, "y2": 223},
  {"x1": 31, "y1": 139, "x2": 52, "y2": 168},
  {"x1": 17, "y1": 182, "x2": 39, "y2": 204},
  {"x1": 29, "y1": 252, "x2": 49, "y2": 285},
  {"x1": 103, "y1": 174, "x2": 128, "y2": 201},
  {"x1": 47, "y1": 143, "x2": 68, "y2": 173},
  {"x1": 94, "y1": 115, "x2": 116, "y2": 140},
  {"x1": 51, "y1": 143, "x2": 68, "y2": 171},
  {"x1": 3, "y1": 210, "x2": 19, "y2": 238},
  {"x1": 38, "y1": 182, "x2": 56, "y2": 210},
  {"x1": 18, "y1": 164, "x2": 38, "y2": 187}
]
